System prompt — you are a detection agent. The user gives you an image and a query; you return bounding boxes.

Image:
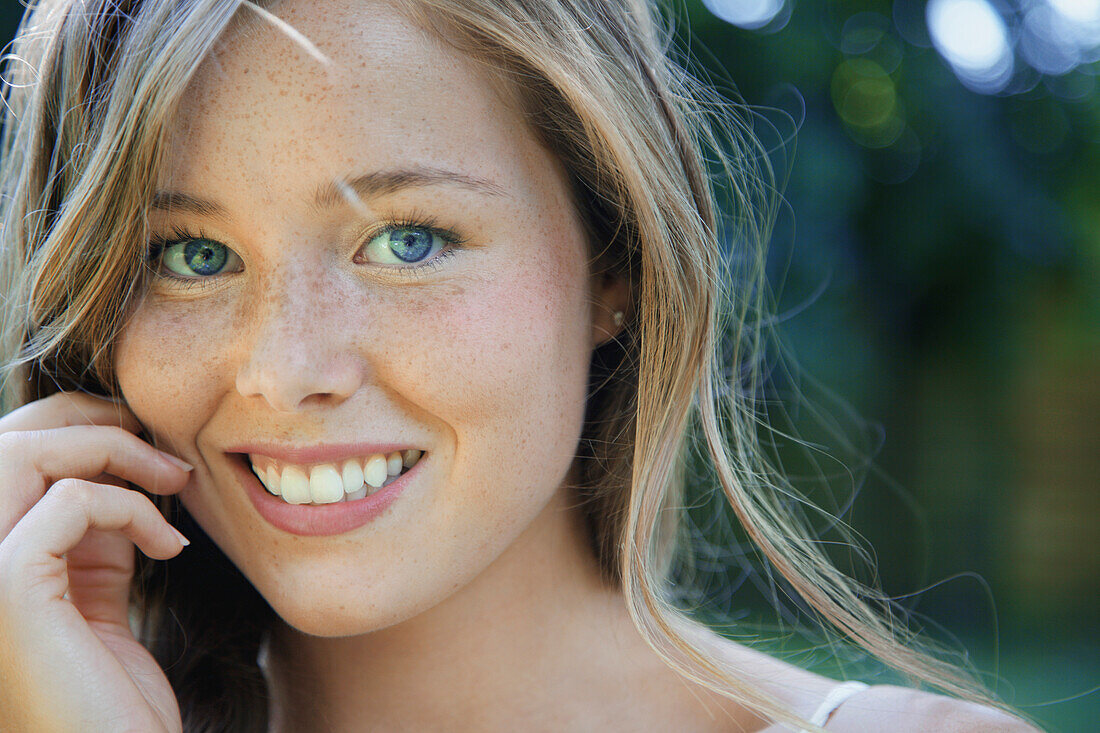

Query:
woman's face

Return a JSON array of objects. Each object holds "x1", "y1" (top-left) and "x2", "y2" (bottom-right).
[{"x1": 114, "y1": 0, "x2": 618, "y2": 635}]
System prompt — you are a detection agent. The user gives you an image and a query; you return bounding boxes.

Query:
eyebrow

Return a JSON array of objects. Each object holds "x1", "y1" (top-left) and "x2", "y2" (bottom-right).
[
  {"x1": 151, "y1": 166, "x2": 507, "y2": 219},
  {"x1": 315, "y1": 167, "x2": 508, "y2": 209}
]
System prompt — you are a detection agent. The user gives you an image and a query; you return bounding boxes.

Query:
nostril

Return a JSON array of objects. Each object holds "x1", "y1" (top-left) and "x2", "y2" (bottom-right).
[
  {"x1": 234, "y1": 332, "x2": 366, "y2": 412},
  {"x1": 298, "y1": 392, "x2": 346, "y2": 409}
]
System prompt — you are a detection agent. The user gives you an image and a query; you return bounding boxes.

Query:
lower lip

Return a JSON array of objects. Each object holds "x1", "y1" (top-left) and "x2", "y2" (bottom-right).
[{"x1": 233, "y1": 455, "x2": 420, "y2": 536}]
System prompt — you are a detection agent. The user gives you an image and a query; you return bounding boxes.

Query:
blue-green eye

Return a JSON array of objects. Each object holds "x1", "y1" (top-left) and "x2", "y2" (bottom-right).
[
  {"x1": 159, "y1": 238, "x2": 243, "y2": 278},
  {"x1": 359, "y1": 225, "x2": 449, "y2": 266}
]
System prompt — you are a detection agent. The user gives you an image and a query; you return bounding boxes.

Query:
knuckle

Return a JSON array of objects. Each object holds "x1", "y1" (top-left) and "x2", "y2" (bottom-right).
[
  {"x1": 99, "y1": 426, "x2": 146, "y2": 460},
  {"x1": 47, "y1": 477, "x2": 92, "y2": 506},
  {"x1": 102, "y1": 424, "x2": 134, "y2": 442},
  {"x1": 25, "y1": 392, "x2": 69, "y2": 425}
]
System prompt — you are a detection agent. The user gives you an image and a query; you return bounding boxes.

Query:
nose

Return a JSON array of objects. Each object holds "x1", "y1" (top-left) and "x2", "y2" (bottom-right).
[{"x1": 235, "y1": 266, "x2": 366, "y2": 412}]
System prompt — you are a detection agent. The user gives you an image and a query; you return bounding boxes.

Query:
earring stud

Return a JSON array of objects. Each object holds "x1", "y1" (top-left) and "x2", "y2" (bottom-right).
[{"x1": 612, "y1": 310, "x2": 624, "y2": 327}]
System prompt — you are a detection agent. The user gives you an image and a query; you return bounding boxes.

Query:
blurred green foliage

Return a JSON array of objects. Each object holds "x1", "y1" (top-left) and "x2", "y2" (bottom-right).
[
  {"x1": 1, "y1": 1, "x2": 1095, "y2": 730},
  {"x1": 678, "y1": 1, "x2": 1098, "y2": 730}
]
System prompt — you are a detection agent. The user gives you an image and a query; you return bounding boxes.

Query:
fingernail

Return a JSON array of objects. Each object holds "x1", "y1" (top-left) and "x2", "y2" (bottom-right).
[
  {"x1": 171, "y1": 526, "x2": 190, "y2": 547},
  {"x1": 160, "y1": 452, "x2": 193, "y2": 471}
]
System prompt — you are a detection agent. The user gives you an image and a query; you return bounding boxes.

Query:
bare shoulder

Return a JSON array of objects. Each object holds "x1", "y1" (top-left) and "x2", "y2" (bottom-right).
[
  {"x1": 679, "y1": 626, "x2": 1040, "y2": 732},
  {"x1": 827, "y1": 685, "x2": 1041, "y2": 732}
]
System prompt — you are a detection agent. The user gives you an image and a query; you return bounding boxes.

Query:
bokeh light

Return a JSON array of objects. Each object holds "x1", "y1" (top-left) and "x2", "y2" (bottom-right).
[
  {"x1": 840, "y1": 12, "x2": 889, "y2": 56},
  {"x1": 683, "y1": 5, "x2": 1100, "y2": 726},
  {"x1": 832, "y1": 59, "x2": 906, "y2": 148},
  {"x1": 927, "y1": 0, "x2": 1014, "y2": 93},
  {"x1": 701, "y1": 0, "x2": 1100, "y2": 97},
  {"x1": 1049, "y1": 0, "x2": 1100, "y2": 23},
  {"x1": 1048, "y1": 0, "x2": 1100, "y2": 57},
  {"x1": 1021, "y1": 3, "x2": 1083, "y2": 75},
  {"x1": 842, "y1": 12, "x2": 904, "y2": 74},
  {"x1": 702, "y1": 0, "x2": 786, "y2": 31}
]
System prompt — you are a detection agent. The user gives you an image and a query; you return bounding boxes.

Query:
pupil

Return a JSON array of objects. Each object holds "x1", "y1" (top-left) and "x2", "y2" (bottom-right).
[
  {"x1": 389, "y1": 228, "x2": 432, "y2": 262},
  {"x1": 184, "y1": 240, "x2": 227, "y2": 275}
]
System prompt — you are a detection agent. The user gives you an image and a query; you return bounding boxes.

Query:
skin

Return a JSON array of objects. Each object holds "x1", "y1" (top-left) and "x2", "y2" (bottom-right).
[
  {"x1": 0, "y1": 392, "x2": 190, "y2": 731},
  {"x1": 117, "y1": 0, "x2": 605, "y2": 640},
  {"x1": 116, "y1": 0, "x2": 738, "y2": 729},
  {"x1": 0, "y1": 0, "x2": 1038, "y2": 730}
]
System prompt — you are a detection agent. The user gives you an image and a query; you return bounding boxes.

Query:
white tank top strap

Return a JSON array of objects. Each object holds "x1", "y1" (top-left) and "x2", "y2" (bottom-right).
[{"x1": 799, "y1": 680, "x2": 870, "y2": 730}]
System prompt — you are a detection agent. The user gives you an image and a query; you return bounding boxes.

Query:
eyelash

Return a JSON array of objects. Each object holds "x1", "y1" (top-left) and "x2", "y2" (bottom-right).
[{"x1": 144, "y1": 213, "x2": 467, "y2": 291}]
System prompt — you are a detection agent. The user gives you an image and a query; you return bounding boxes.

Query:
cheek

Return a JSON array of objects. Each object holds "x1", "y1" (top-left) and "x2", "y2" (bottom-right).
[
  {"x1": 404, "y1": 245, "x2": 592, "y2": 486},
  {"x1": 114, "y1": 299, "x2": 237, "y2": 450}
]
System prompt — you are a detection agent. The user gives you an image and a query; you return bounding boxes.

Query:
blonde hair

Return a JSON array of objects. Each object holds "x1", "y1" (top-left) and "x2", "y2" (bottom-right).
[{"x1": 1, "y1": 0, "x2": 1015, "y2": 730}]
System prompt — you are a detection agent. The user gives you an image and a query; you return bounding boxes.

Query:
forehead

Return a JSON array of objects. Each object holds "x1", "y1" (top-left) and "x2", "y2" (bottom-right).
[{"x1": 160, "y1": 0, "x2": 538, "y2": 202}]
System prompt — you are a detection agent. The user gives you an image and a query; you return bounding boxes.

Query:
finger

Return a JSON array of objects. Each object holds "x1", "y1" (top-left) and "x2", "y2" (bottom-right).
[
  {"x1": 0, "y1": 425, "x2": 191, "y2": 492},
  {"x1": 0, "y1": 426, "x2": 191, "y2": 540},
  {"x1": 64, "y1": 526, "x2": 140, "y2": 624},
  {"x1": 2, "y1": 479, "x2": 187, "y2": 584},
  {"x1": 0, "y1": 390, "x2": 143, "y2": 434}
]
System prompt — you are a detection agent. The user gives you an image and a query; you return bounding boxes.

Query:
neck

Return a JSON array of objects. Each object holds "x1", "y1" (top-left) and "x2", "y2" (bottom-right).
[{"x1": 262, "y1": 486, "x2": 681, "y2": 731}]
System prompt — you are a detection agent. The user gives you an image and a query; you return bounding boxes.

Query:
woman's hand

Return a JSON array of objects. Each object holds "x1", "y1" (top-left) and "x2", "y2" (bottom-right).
[{"x1": 0, "y1": 391, "x2": 192, "y2": 733}]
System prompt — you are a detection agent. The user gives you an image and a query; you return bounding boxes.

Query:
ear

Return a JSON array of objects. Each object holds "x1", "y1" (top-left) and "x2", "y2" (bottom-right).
[{"x1": 590, "y1": 270, "x2": 631, "y2": 348}]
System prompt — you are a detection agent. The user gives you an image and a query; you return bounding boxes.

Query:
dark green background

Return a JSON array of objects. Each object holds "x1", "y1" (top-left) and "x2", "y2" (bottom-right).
[
  {"x1": 1, "y1": 2, "x2": 1095, "y2": 730},
  {"x1": 676, "y1": 2, "x2": 1097, "y2": 731}
]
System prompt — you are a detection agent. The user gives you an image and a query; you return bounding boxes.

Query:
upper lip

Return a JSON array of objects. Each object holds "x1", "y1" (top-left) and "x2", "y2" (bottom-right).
[{"x1": 226, "y1": 442, "x2": 419, "y2": 466}]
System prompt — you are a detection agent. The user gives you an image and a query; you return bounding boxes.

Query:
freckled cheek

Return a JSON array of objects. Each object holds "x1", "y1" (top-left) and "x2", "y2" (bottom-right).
[
  {"x1": 114, "y1": 302, "x2": 237, "y2": 448},
  {"x1": 401, "y1": 260, "x2": 590, "y2": 450}
]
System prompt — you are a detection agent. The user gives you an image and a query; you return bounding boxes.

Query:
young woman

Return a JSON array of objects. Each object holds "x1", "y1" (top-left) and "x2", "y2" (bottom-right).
[{"x1": 0, "y1": 0, "x2": 1037, "y2": 730}]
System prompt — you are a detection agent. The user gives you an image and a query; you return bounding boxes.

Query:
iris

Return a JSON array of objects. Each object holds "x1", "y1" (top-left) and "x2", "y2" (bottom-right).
[
  {"x1": 387, "y1": 228, "x2": 434, "y2": 262},
  {"x1": 181, "y1": 240, "x2": 229, "y2": 275}
]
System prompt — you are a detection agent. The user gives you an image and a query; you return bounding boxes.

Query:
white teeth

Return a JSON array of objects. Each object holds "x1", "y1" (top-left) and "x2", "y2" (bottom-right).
[
  {"x1": 264, "y1": 465, "x2": 282, "y2": 496},
  {"x1": 280, "y1": 466, "x2": 311, "y2": 504},
  {"x1": 341, "y1": 459, "x2": 365, "y2": 495},
  {"x1": 249, "y1": 449, "x2": 424, "y2": 505},
  {"x1": 364, "y1": 454, "x2": 387, "y2": 488},
  {"x1": 309, "y1": 465, "x2": 345, "y2": 504}
]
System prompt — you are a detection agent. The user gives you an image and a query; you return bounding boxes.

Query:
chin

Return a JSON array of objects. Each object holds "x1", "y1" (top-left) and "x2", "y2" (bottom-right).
[
  {"x1": 276, "y1": 609, "x2": 397, "y2": 639},
  {"x1": 262, "y1": 586, "x2": 416, "y2": 638},
  {"x1": 252, "y1": 563, "x2": 464, "y2": 640}
]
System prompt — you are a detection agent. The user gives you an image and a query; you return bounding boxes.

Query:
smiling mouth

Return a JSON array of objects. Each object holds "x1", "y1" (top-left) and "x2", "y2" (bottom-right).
[{"x1": 246, "y1": 450, "x2": 424, "y2": 506}]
